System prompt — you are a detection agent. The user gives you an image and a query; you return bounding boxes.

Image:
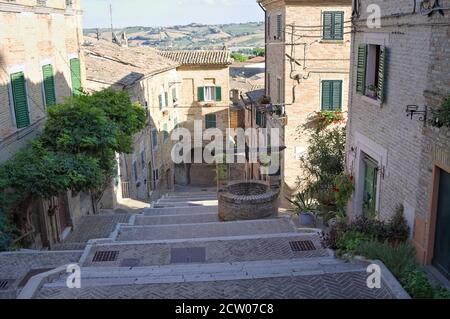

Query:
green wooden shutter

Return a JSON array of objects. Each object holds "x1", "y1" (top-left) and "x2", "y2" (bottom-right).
[
  {"x1": 152, "y1": 129, "x2": 158, "y2": 147},
  {"x1": 10, "y1": 72, "x2": 30, "y2": 129},
  {"x1": 377, "y1": 46, "x2": 387, "y2": 103},
  {"x1": 42, "y1": 64, "x2": 56, "y2": 107},
  {"x1": 332, "y1": 80, "x2": 342, "y2": 111},
  {"x1": 334, "y1": 12, "x2": 344, "y2": 40},
  {"x1": 321, "y1": 80, "x2": 332, "y2": 111},
  {"x1": 165, "y1": 91, "x2": 169, "y2": 107},
  {"x1": 215, "y1": 86, "x2": 222, "y2": 102},
  {"x1": 159, "y1": 94, "x2": 163, "y2": 109},
  {"x1": 323, "y1": 12, "x2": 333, "y2": 40},
  {"x1": 70, "y1": 58, "x2": 82, "y2": 95},
  {"x1": 163, "y1": 123, "x2": 169, "y2": 141},
  {"x1": 276, "y1": 14, "x2": 282, "y2": 40},
  {"x1": 198, "y1": 87, "x2": 205, "y2": 102},
  {"x1": 356, "y1": 44, "x2": 367, "y2": 95},
  {"x1": 205, "y1": 114, "x2": 216, "y2": 129}
]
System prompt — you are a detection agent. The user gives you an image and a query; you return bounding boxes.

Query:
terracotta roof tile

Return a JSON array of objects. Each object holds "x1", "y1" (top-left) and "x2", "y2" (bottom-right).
[
  {"x1": 159, "y1": 50, "x2": 232, "y2": 66},
  {"x1": 83, "y1": 39, "x2": 179, "y2": 87}
]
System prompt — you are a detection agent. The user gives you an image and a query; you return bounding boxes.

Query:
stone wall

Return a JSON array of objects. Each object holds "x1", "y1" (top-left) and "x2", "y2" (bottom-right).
[
  {"x1": 261, "y1": 0, "x2": 352, "y2": 206},
  {"x1": 218, "y1": 181, "x2": 279, "y2": 221}
]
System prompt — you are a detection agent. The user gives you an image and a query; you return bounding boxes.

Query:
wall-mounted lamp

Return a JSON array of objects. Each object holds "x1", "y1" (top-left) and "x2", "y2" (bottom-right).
[{"x1": 406, "y1": 105, "x2": 428, "y2": 126}]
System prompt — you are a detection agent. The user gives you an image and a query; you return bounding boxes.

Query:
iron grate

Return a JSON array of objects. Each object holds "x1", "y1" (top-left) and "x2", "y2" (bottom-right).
[
  {"x1": 92, "y1": 250, "x2": 119, "y2": 262},
  {"x1": 0, "y1": 280, "x2": 11, "y2": 290},
  {"x1": 289, "y1": 240, "x2": 316, "y2": 252}
]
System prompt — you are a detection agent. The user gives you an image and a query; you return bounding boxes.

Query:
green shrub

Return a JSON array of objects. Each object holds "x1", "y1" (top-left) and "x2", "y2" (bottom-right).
[
  {"x1": 354, "y1": 240, "x2": 417, "y2": 277},
  {"x1": 400, "y1": 266, "x2": 434, "y2": 299},
  {"x1": 336, "y1": 231, "x2": 370, "y2": 256},
  {"x1": 430, "y1": 96, "x2": 450, "y2": 128},
  {"x1": 434, "y1": 287, "x2": 450, "y2": 299},
  {"x1": 387, "y1": 205, "x2": 410, "y2": 243},
  {"x1": 0, "y1": 210, "x2": 14, "y2": 251}
]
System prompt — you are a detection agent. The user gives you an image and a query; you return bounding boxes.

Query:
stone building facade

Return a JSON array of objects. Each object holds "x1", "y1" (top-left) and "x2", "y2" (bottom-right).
[
  {"x1": 83, "y1": 39, "x2": 180, "y2": 204},
  {"x1": 346, "y1": 0, "x2": 450, "y2": 278},
  {"x1": 257, "y1": 0, "x2": 352, "y2": 205},
  {"x1": 159, "y1": 50, "x2": 232, "y2": 188},
  {"x1": 0, "y1": 0, "x2": 88, "y2": 248}
]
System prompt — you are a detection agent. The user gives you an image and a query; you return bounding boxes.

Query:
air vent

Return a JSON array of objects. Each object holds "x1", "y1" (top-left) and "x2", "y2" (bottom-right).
[
  {"x1": 92, "y1": 250, "x2": 119, "y2": 262},
  {"x1": 0, "y1": 280, "x2": 11, "y2": 290},
  {"x1": 289, "y1": 240, "x2": 316, "y2": 252}
]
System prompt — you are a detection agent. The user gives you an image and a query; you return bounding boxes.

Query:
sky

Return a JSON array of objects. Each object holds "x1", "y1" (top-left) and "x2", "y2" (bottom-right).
[{"x1": 81, "y1": 0, "x2": 264, "y2": 29}]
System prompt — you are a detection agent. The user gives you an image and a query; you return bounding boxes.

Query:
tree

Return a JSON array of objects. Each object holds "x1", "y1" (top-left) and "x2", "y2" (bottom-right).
[
  {"x1": 40, "y1": 89, "x2": 146, "y2": 213},
  {"x1": 231, "y1": 52, "x2": 248, "y2": 62},
  {"x1": 0, "y1": 89, "x2": 146, "y2": 249},
  {"x1": 252, "y1": 47, "x2": 265, "y2": 57}
]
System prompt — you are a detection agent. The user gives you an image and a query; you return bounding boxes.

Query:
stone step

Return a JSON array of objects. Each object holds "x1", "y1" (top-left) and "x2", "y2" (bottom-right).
[
  {"x1": 116, "y1": 218, "x2": 296, "y2": 242},
  {"x1": 135, "y1": 213, "x2": 220, "y2": 226},
  {"x1": 162, "y1": 195, "x2": 218, "y2": 201},
  {"x1": 154, "y1": 200, "x2": 218, "y2": 208},
  {"x1": 82, "y1": 232, "x2": 329, "y2": 267},
  {"x1": 144, "y1": 206, "x2": 218, "y2": 216},
  {"x1": 45, "y1": 257, "x2": 363, "y2": 288}
]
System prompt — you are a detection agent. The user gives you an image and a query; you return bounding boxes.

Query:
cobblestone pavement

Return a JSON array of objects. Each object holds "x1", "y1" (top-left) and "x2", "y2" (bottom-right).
[
  {"x1": 36, "y1": 272, "x2": 394, "y2": 299},
  {"x1": 135, "y1": 213, "x2": 220, "y2": 225},
  {"x1": 117, "y1": 218, "x2": 296, "y2": 241},
  {"x1": 0, "y1": 251, "x2": 82, "y2": 298},
  {"x1": 82, "y1": 234, "x2": 328, "y2": 267},
  {"x1": 63, "y1": 214, "x2": 131, "y2": 243}
]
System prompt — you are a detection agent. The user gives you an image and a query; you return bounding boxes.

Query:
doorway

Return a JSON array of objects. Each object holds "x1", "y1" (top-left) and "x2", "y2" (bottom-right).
[
  {"x1": 432, "y1": 168, "x2": 450, "y2": 279},
  {"x1": 362, "y1": 155, "x2": 379, "y2": 219}
]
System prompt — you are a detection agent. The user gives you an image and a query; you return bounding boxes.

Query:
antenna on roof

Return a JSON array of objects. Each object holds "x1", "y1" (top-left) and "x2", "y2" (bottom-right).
[{"x1": 109, "y1": 3, "x2": 114, "y2": 43}]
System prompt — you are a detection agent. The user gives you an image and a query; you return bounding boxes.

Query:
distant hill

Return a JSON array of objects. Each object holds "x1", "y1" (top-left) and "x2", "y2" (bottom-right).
[{"x1": 84, "y1": 22, "x2": 265, "y2": 51}]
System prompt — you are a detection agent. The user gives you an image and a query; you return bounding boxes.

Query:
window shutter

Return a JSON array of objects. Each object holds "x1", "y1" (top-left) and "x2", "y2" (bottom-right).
[
  {"x1": 323, "y1": 12, "x2": 333, "y2": 40},
  {"x1": 377, "y1": 46, "x2": 387, "y2": 103},
  {"x1": 159, "y1": 94, "x2": 163, "y2": 109},
  {"x1": 165, "y1": 91, "x2": 169, "y2": 107},
  {"x1": 42, "y1": 64, "x2": 56, "y2": 107},
  {"x1": 152, "y1": 129, "x2": 158, "y2": 147},
  {"x1": 356, "y1": 44, "x2": 367, "y2": 95},
  {"x1": 267, "y1": 15, "x2": 271, "y2": 38},
  {"x1": 10, "y1": 72, "x2": 30, "y2": 129},
  {"x1": 276, "y1": 14, "x2": 282, "y2": 40},
  {"x1": 215, "y1": 86, "x2": 222, "y2": 101},
  {"x1": 332, "y1": 80, "x2": 342, "y2": 110},
  {"x1": 321, "y1": 80, "x2": 332, "y2": 111},
  {"x1": 198, "y1": 86, "x2": 204, "y2": 102},
  {"x1": 205, "y1": 114, "x2": 216, "y2": 129},
  {"x1": 334, "y1": 12, "x2": 344, "y2": 40},
  {"x1": 70, "y1": 58, "x2": 82, "y2": 96}
]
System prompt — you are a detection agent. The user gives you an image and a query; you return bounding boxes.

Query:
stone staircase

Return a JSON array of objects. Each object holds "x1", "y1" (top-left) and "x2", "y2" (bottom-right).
[{"x1": 24, "y1": 191, "x2": 402, "y2": 299}]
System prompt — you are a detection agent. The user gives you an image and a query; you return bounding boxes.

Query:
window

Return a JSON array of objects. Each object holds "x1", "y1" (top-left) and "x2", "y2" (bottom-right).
[
  {"x1": 321, "y1": 80, "x2": 342, "y2": 111},
  {"x1": 172, "y1": 87, "x2": 178, "y2": 104},
  {"x1": 133, "y1": 161, "x2": 138, "y2": 182},
  {"x1": 10, "y1": 72, "x2": 30, "y2": 129},
  {"x1": 267, "y1": 73, "x2": 271, "y2": 96},
  {"x1": 163, "y1": 123, "x2": 169, "y2": 141},
  {"x1": 151, "y1": 129, "x2": 158, "y2": 148},
  {"x1": 277, "y1": 78, "x2": 282, "y2": 103},
  {"x1": 356, "y1": 44, "x2": 387, "y2": 103},
  {"x1": 165, "y1": 91, "x2": 169, "y2": 107},
  {"x1": 153, "y1": 169, "x2": 159, "y2": 183},
  {"x1": 42, "y1": 64, "x2": 56, "y2": 107},
  {"x1": 140, "y1": 151, "x2": 145, "y2": 170},
  {"x1": 323, "y1": 11, "x2": 344, "y2": 40},
  {"x1": 256, "y1": 110, "x2": 266, "y2": 128},
  {"x1": 205, "y1": 114, "x2": 217, "y2": 129},
  {"x1": 267, "y1": 15, "x2": 271, "y2": 38},
  {"x1": 276, "y1": 14, "x2": 282, "y2": 40},
  {"x1": 69, "y1": 58, "x2": 82, "y2": 95},
  {"x1": 198, "y1": 86, "x2": 222, "y2": 102},
  {"x1": 362, "y1": 155, "x2": 379, "y2": 219},
  {"x1": 173, "y1": 117, "x2": 178, "y2": 128}
]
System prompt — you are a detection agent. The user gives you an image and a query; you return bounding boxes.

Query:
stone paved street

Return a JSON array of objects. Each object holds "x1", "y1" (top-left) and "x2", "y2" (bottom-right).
[
  {"x1": 36, "y1": 272, "x2": 394, "y2": 299},
  {"x1": 0, "y1": 191, "x2": 404, "y2": 299}
]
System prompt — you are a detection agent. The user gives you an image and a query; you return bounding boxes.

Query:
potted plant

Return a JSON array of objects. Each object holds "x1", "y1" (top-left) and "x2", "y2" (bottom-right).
[
  {"x1": 258, "y1": 95, "x2": 271, "y2": 105},
  {"x1": 288, "y1": 189, "x2": 317, "y2": 227},
  {"x1": 366, "y1": 85, "x2": 378, "y2": 99}
]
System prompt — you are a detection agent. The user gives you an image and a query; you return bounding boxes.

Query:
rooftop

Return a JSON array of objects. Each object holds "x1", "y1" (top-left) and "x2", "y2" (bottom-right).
[
  {"x1": 159, "y1": 50, "x2": 232, "y2": 66},
  {"x1": 83, "y1": 39, "x2": 179, "y2": 87}
]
